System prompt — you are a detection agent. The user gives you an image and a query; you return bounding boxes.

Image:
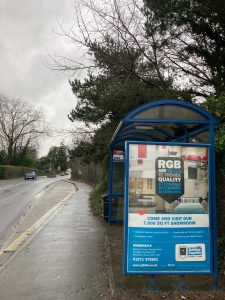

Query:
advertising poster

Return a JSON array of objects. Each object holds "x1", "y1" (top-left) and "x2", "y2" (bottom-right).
[{"x1": 125, "y1": 143, "x2": 211, "y2": 274}]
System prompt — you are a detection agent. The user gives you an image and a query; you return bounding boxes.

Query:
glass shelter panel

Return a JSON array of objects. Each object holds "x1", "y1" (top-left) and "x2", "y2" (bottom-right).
[
  {"x1": 112, "y1": 161, "x2": 125, "y2": 193},
  {"x1": 112, "y1": 196, "x2": 124, "y2": 220},
  {"x1": 134, "y1": 105, "x2": 206, "y2": 120},
  {"x1": 189, "y1": 131, "x2": 210, "y2": 144}
]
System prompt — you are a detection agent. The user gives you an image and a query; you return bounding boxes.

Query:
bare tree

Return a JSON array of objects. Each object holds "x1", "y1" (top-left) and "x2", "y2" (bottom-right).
[
  {"x1": 49, "y1": 0, "x2": 219, "y2": 96},
  {"x1": 49, "y1": 0, "x2": 170, "y2": 89},
  {"x1": 0, "y1": 94, "x2": 49, "y2": 165}
]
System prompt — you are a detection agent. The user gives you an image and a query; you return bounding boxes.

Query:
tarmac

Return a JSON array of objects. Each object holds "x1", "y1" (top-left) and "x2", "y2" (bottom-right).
[{"x1": 0, "y1": 180, "x2": 224, "y2": 299}]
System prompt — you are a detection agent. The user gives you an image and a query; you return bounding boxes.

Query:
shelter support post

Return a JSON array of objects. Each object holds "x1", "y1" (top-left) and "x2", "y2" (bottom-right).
[
  {"x1": 149, "y1": 275, "x2": 159, "y2": 291},
  {"x1": 210, "y1": 125, "x2": 219, "y2": 290},
  {"x1": 178, "y1": 275, "x2": 187, "y2": 291},
  {"x1": 108, "y1": 149, "x2": 113, "y2": 224}
]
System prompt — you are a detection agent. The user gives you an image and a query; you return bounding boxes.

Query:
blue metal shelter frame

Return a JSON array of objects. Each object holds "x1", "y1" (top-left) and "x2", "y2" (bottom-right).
[{"x1": 109, "y1": 98, "x2": 218, "y2": 288}]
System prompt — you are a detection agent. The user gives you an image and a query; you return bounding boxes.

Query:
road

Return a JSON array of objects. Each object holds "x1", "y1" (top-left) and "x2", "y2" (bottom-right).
[
  {"x1": 0, "y1": 181, "x2": 110, "y2": 300},
  {"x1": 0, "y1": 176, "x2": 70, "y2": 249}
]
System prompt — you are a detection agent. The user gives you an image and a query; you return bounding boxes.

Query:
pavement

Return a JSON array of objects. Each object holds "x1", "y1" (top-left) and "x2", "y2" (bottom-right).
[
  {"x1": 0, "y1": 180, "x2": 111, "y2": 300},
  {"x1": 0, "y1": 180, "x2": 224, "y2": 300}
]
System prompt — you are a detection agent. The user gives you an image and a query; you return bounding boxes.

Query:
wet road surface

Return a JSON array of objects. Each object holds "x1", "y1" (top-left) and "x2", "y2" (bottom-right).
[
  {"x1": 0, "y1": 181, "x2": 110, "y2": 300},
  {"x1": 0, "y1": 176, "x2": 71, "y2": 248}
]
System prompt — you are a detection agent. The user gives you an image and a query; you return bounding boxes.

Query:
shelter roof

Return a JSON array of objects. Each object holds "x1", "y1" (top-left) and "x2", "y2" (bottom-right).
[{"x1": 110, "y1": 99, "x2": 217, "y2": 148}]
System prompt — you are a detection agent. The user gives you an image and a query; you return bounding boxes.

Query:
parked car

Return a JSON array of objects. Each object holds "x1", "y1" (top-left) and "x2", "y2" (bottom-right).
[{"x1": 24, "y1": 171, "x2": 37, "y2": 180}]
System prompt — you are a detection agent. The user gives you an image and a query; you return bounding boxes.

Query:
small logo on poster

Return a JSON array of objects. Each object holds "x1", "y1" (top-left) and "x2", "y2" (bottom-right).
[{"x1": 176, "y1": 244, "x2": 205, "y2": 261}]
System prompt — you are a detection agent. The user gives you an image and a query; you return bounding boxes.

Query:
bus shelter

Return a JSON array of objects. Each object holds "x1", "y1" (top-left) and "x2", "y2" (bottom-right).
[{"x1": 109, "y1": 99, "x2": 219, "y2": 288}]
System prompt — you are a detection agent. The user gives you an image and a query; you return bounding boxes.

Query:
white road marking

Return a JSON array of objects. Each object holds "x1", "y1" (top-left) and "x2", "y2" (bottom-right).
[
  {"x1": 0, "y1": 190, "x2": 75, "y2": 255},
  {"x1": 0, "y1": 179, "x2": 58, "y2": 190},
  {"x1": 0, "y1": 182, "x2": 25, "y2": 189}
]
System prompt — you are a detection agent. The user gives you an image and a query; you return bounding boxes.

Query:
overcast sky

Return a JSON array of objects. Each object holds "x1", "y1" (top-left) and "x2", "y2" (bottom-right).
[{"x1": 0, "y1": 0, "x2": 79, "y2": 157}]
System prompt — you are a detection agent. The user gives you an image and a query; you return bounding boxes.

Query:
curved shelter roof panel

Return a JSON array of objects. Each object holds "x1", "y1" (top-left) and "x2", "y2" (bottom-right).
[{"x1": 110, "y1": 99, "x2": 217, "y2": 148}]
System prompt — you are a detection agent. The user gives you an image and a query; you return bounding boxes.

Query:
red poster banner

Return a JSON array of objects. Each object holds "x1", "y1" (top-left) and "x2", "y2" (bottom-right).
[{"x1": 138, "y1": 145, "x2": 147, "y2": 158}]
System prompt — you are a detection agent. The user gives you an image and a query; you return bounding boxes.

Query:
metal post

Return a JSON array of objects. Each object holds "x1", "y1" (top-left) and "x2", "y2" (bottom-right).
[
  {"x1": 210, "y1": 124, "x2": 219, "y2": 290},
  {"x1": 108, "y1": 149, "x2": 113, "y2": 224},
  {"x1": 178, "y1": 274, "x2": 187, "y2": 291},
  {"x1": 149, "y1": 275, "x2": 159, "y2": 291}
]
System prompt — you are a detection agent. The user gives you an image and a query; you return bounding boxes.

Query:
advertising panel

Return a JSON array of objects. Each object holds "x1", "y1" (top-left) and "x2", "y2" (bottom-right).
[{"x1": 125, "y1": 143, "x2": 211, "y2": 274}]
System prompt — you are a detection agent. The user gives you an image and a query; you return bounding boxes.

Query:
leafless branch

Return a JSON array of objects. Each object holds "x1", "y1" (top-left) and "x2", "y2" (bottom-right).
[{"x1": 0, "y1": 94, "x2": 49, "y2": 164}]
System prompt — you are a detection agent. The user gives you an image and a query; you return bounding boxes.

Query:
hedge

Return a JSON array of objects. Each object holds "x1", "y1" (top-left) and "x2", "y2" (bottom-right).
[{"x1": 0, "y1": 165, "x2": 45, "y2": 179}]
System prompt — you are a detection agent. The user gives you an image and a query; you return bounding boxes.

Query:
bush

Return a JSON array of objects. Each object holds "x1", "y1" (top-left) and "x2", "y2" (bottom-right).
[{"x1": 89, "y1": 158, "x2": 109, "y2": 216}]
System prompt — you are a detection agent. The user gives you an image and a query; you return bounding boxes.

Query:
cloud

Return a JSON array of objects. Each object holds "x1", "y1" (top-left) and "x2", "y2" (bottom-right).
[{"x1": 0, "y1": 0, "x2": 79, "y2": 156}]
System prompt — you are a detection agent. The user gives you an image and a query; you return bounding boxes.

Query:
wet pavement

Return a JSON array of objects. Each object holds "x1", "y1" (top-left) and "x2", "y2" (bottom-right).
[
  {"x1": 0, "y1": 180, "x2": 224, "y2": 300},
  {"x1": 0, "y1": 181, "x2": 111, "y2": 300}
]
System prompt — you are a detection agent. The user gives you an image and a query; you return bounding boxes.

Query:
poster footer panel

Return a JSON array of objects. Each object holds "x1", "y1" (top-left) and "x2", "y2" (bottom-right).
[{"x1": 127, "y1": 227, "x2": 211, "y2": 274}]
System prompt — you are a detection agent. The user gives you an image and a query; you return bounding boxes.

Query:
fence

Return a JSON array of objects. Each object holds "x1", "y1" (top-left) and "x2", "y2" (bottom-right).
[{"x1": 71, "y1": 158, "x2": 100, "y2": 184}]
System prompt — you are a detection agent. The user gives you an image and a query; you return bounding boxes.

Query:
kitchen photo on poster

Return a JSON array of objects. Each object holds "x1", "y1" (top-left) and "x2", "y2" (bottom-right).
[
  {"x1": 126, "y1": 143, "x2": 211, "y2": 274},
  {"x1": 128, "y1": 144, "x2": 208, "y2": 214}
]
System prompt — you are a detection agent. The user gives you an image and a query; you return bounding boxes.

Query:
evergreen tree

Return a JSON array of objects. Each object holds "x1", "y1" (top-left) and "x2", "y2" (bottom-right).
[
  {"x1": 47, "y1": 144, "x2": 68, "y2": 172},
  {"x1": 57, "y1": 143, "x2": 68, "y2": 172},
  {"x1": 68, "y1": 38, "x2": 190, "y2": 163},
  {"x1": 144, "y1": 0, "x2": 225, "y2": 95}
]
